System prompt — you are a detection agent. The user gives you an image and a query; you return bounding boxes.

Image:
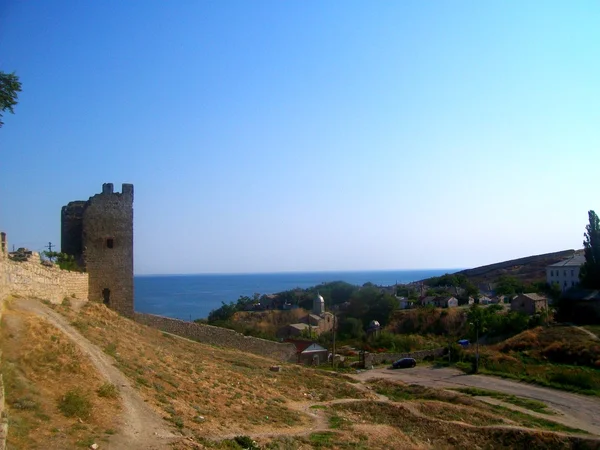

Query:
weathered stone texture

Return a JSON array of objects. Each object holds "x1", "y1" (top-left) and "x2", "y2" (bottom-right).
[
  {"x1": 0, "y1": 300, "x2": 7, "y2": 450},
  {"x1": 61, "y1": 183, "x2": 134, "y2": 317},
  {"x1": 82, "y1": 184, "x2": 134, "y2": 317},
  {"x1": 0, "y1": 250, "x2": 88, "y2": 303},
  {"x1": 134, "y1": 313, "x2": 297, "y2": 362},
  {"x1": 61, "y1": 200, "x2": 86, "y2": 262}
]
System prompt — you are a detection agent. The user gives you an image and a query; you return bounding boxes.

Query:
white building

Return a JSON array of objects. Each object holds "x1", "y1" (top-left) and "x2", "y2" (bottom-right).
[
  {"x1": 396, "y1": 296, "x2": 411, "y2": 309},
  {"x1": 546, "y1": 255, "x2": 586, "y2": 291}
]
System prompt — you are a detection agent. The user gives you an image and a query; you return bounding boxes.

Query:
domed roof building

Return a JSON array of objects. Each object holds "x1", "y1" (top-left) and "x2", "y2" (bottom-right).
[
  {"x1": 367, "y1": 319, "x2": 382, "y2": 338},
  {"x1": 313, "y1": 293, "x2": 325, "y2": 315}
]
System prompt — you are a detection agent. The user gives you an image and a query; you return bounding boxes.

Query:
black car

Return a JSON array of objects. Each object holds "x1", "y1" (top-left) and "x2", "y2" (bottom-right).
[{"x1": 392, "y1": 357, "x2": 416, "y2": 369}]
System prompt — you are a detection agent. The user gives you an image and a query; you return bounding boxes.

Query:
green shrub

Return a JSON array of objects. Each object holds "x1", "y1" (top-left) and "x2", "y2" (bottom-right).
[
  {"x1": 58, "y1": 389, "x2": 92, "y2": 419},
  {"x1": 549, "y1": 370, "x2": 595, "y2": 390},
  {"x1": 97, "y1": 383, "x2": 119, "y2": 399},
  {"x1": 234, "y1": 436, "x2": 260, "y2": 449},
  {"x1": 62, "y1": 297, "x2": 71, "y2": 307},
  {"x1": 104, "y1": 342, "x2": 117, "y2": 357}
]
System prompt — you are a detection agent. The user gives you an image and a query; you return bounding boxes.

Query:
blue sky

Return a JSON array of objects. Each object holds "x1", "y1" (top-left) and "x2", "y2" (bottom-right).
[{"x1": 1, "y1": 1, "x2": 599, "y2": 274}]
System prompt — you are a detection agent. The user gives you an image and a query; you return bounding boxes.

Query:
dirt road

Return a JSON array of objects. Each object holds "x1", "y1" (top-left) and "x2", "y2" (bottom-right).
[
  {"x1": 351, "y1": 365, "x2": 600, "y2": 435},
  {"x1": 13, "y1": 298, "x2": 179, "y2": 449}
]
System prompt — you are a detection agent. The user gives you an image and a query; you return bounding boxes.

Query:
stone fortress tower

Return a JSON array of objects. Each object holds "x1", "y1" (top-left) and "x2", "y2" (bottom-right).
[{"x1": 61, "y1": 183, "x2": 134, "y2": 317}]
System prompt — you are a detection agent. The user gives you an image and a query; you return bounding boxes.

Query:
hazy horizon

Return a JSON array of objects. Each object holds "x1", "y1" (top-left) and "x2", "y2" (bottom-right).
[
  {"x1": 134, "y1": 267, "x2": 465, "y2": 277},
  {"x1": 1, "y1": 2, "x2": 598, "y2": 275}
]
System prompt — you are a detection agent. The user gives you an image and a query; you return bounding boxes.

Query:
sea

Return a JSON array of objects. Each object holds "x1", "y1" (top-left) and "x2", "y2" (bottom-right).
[{"x1": 134, "y1": 269, "x2": 457, "y2": 320}]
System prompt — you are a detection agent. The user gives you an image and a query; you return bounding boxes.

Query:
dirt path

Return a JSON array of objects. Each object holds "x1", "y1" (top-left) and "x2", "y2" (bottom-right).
[
  {"x1": 13, "y1": 298, "x2": 180, "y2": 449},
  {"x1": 350, "y1": 366, "x2": 600, "y2": 435},
  {"x1": 573, "y1": 325, "x2": 599, "y2": 341},
  {"x1": 216, "y1": 394, "x2": 596, "y2": 443}
]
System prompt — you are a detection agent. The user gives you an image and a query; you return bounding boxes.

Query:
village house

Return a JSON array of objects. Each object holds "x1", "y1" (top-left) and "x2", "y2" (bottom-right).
[
  {"x1": 479, "y1": 295, "x2": 493, "y2": 305},
  {"x1": 276, "y1": 294, "x2": 334, "y2": 339},
  {"x1": 421, "y1": 296, "x2": 457, "y2": 308},
  {"x1": 396, "y1": 296, "x2": 412, "y2": 310},
  {"x1": 276, "y1": 323, "x2": 311, "y2": 339},
  {"x1": 421, "y1": 296, "x2": 437, "y2": 306},
  {"x1": 285, "y1": 340, "x2": 329, "y2": 365},
  {"x1": 511, "y1": 293, "x2": 548, "y2": 315},
  {"x1": 491, "y1": 295, "x2": 506, "y2": 304},
  {"x1": 435, "y1": 296, "x2": 458, "y2": 308},
  {"x1": 546, "y1": 254, "x2": 585, "y2": 292}
]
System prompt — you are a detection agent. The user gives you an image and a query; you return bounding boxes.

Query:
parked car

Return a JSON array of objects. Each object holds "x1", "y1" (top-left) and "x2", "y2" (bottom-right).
[
  {"x1": 392, "y1": 357, "x2": 416, "y2": 369},
  {"x1": 457, "y1": 339, "x2": 470, "y2": 348}
]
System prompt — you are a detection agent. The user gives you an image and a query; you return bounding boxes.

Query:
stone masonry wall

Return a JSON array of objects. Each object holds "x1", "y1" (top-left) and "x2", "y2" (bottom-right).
[
  {"x1": 364, "y1": 348, "x2": 446, "y2": 367},
  {"x1": 0, "y1": 298, "x2": 7, "y2": 450},
  {"x1": 0, "y1": 251, "x2": 88, "y2": 303},
  {"x1": 82, "y1": 183, "x2": 134, "y2": 317},
  {"x1": 134, "y1": 313, "x2": 297, "y2": 362}
]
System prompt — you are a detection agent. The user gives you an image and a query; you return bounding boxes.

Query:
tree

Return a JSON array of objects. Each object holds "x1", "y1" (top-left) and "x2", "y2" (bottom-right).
[
  {"x1": 580, "y1": 210, "x2": 600, "y2": 289},
  {"x1": 0, "y1": 71, "x2": 22, "y2": 128},
  {"x1": 494, "y1": 275, "x2": 525, "y2": 296}
]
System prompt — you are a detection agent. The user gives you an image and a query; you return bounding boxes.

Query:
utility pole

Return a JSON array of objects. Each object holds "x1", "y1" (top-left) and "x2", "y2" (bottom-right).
[
  {"x1": 474, "y1": 319, "x2": 480, "y2": 373},
  {"x1": 470, "y1": 319, "x2": 480, "y2": 373},
  {"x1": 46, "y1": 242, "x2": 55, "y2": 252},
  {"x1": 331, "y1": 314, "x2": 337, "y2": 369}
]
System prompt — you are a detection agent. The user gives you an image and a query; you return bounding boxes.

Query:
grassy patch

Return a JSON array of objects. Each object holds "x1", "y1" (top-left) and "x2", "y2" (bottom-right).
[
  {"x1": 328, "y1": 414, "x2": 351, "y2": 430},
  {"x1": 234, "y1": 435, "x2": 260, "y2": 449},
  {"x1": 491, "y1": 404, "x2": 587, "y2": 434},
  {"x1": 104, "y1": 342, "x2": 117, "y2": 357},
  {"x1": 70, "y1": 319, "x2": 89, "y2": 332},
  {"x1": 469, "y1": 364, "x2": 600, "y2": 396},
  {"x1": 453, "y1": 387, "x2": 553, "y2": 414},
  {"x1": 368, "y1": 379, "x2": 478, "y2": 405},
  {"x1": 97, "y1": 382, "x2": 119, "y2": 399},
  {"x1": 309, "y1": 431, "x2": 338, "y2": 447},
  {"x1": 58, "y1": 389, "x2": 92, "y2": 419},
  {"x1": 453, "y1": 328, "x2": 600, "y2": 396}
]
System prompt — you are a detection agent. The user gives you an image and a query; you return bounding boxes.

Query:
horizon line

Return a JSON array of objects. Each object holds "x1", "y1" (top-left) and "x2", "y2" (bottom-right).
[{"x1": 134, "y1": 268, "x2": 464, "y2": 277}]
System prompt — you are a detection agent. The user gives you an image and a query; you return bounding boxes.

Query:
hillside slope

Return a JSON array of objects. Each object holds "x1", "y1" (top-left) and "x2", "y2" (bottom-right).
[
  {"x1": 456, "y1": 249, "x2": 579, "y2": 286},
  {"x1": 4, "y1": 297, "x2": 600, "y2": 449}
]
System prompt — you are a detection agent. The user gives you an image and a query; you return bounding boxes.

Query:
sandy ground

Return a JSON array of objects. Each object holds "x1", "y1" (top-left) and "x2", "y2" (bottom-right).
[{"x1": 350, "y1": 365, "x2": 600, "y2": 435}]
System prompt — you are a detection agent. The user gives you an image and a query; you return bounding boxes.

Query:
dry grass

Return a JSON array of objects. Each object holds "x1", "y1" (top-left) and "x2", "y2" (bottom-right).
[
  {"x1": 0, "y1": 307, "x2": 121, "y2": 449},
  {"x1": 330, "y1": 401, "x2": 596, "y2": 450},
  {"x1": 31, "y1": 300, "x2": 600, "y2": 449},
  {"x1": 232, "y1": 309, "x2": 309, "y2": 335},
  {"x1": 367, "y1": 379, "x2": 585, "y2": 434},
  {"x1": 467, "y1": 325, "x2": 600, "y2": 394},
  {"x1": 52, "y1": 301, "x2": 368, "y2": 439}
]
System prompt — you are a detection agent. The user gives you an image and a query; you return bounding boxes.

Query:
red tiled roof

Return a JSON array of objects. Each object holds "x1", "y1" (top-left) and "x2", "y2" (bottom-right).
[{"x1": 284, "y1": 339, "x2": 318, "y2": 353}]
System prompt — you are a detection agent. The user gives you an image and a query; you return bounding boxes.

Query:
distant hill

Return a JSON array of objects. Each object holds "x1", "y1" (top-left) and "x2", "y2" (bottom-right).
[{"x1": 456, "y1": 249, "x2": 581, "y2": 288}]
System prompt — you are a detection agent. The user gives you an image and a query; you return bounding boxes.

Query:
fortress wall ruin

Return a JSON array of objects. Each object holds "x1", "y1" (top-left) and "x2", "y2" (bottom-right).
[
  {"x1": 134, "y1": 312, "x2": 297, "y2": 362},
  {"x1": 0, "y1": 242, "x2": 88, "y2": 303}
]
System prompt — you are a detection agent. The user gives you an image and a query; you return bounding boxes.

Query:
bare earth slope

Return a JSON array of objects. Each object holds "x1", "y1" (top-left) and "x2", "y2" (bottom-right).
[
  {"x1": 10, "y1": 297, "x2": 179, "y2": 449},
  {"x1": 5, "y1": 298, "x2": 600, "y2": 449},
  {"x1": 455, "y1": 249, "x2": 578, "y2": 286}
]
